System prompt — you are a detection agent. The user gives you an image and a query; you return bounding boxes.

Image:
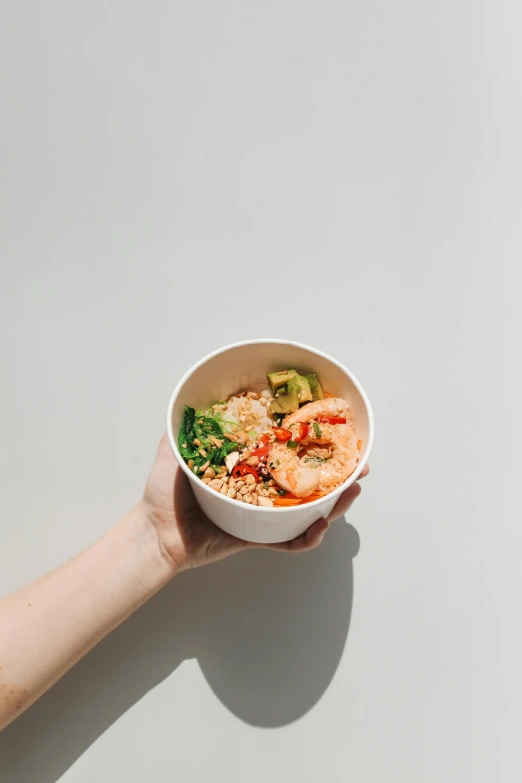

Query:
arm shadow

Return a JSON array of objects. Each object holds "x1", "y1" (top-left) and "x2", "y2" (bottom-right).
[{"x1": 0, "y1": 520, "x2": 360, "y2": 783}]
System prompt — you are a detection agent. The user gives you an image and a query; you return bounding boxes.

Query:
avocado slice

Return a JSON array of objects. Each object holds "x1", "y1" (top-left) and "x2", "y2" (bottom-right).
[
  {"x1": 307, "y1": 372, "x2": 325, "y2": 401},
  {"x1": 267, "y1": 369, "x2": 298, "y2": 394},
  {"x1": 270, "y1": 384, "x2": 299, "y2": 414},
  {"x1": 296, "y1": 374, "x2": 312, "y2": 403}
]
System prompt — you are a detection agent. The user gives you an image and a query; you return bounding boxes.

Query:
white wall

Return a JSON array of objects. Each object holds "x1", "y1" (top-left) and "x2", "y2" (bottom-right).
[{"x1": 1, "y1": 1, "x2": 521, "y2": 781}]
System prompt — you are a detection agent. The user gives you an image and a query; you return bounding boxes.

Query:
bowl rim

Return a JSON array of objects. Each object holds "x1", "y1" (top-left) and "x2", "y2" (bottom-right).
[{"x1": 166, "y1": 339, "x2": 374, "y2": 513}]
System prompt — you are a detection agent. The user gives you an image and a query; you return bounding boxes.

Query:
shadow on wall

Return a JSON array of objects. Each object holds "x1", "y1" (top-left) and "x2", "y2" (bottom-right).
[{"x1": 0, "y1": 520, "x2": 360, "y2": 783}]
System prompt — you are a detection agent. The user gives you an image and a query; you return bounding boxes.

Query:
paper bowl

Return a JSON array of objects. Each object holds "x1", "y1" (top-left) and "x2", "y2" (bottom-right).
[{"x1": 166, "y1": 340, "x2": 374, "y2": 544}]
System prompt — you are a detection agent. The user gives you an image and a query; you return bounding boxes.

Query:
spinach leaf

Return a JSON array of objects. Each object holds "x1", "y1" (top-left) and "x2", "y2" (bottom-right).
[
  {"x1": 178, "y1": 404, "x2": 240, "y2": 473},
  {"x1": 178, "y1": 406, "x2": 197, "y2": 458}
]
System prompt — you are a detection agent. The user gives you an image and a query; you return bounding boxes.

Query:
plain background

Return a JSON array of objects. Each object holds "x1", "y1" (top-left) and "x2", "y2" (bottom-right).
[{"x1": 1, "y1": 1, "x2": 521, "y2": 781}]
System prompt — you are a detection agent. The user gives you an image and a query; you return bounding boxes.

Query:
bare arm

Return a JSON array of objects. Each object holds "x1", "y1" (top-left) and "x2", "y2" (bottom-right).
[
  {"x1": 0, "y1": 435, "x2": 367, "y2": 730},
  {"x1": 0, "y1": 505, "x2": 172, "y2": 728}
]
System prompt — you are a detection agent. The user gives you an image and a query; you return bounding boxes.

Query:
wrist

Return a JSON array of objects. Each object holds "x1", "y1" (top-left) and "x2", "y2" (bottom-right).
[{"x1": 125, "y1": 501, "x2": 179, "y2": 590}]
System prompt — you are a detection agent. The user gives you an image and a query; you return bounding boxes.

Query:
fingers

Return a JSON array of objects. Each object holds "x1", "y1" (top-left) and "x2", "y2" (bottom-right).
[
  {"x1": 250, "y1": 466, "x2": 369, "y2": 554},
  {"x1": 327, "y1": 481, "x2": 362, "y2": 522},
  {"x1": 255, "y1": 517, "x2": 330, "y2": 554},
  {"x1": 302, "y1": 517, "x2": 330, "y2": 550},
  {"x1": 359, "y1": 464, "x2": 370, "y2": 480}
]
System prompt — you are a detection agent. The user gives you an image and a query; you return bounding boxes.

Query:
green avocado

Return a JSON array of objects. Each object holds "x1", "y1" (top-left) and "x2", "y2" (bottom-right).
[
  {"x1": 267, "y1": 369, "x2": 298, "y2": 393},
  {"x1": 296, "y1": 374, "x2": 312, "y2": 403},
  {"x1": 269, "y1": 383, "x2": 300, "y2": 414},
  {"x1": 307, "y1": 372, "x2": 325, "y2": 401}
]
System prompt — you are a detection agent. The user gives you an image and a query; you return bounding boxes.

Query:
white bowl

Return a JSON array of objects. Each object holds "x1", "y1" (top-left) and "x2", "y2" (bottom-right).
[{"x1": 166, "y1": 340, "x2": 374, "y2": 544}]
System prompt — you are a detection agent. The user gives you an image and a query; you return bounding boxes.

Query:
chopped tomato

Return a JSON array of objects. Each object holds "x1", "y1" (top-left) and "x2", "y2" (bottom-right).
[
  {"x1": 292, "y1": 422, "x2": 309, "y2": 442},
  {"x1": 272, "y1": 427, "x2": 292, "y2": 442},
  {"x1": 260, "y1": 433, "x2": 270, "y2": 446},
  {"x1": 318, "y1": 416, "x2": 346, "y2": 425},
  {"x1": 250, "y1": 445, "x2": 271, "y2": 459},
  {"x1": 232, "y1": 464, "x2": 259, "y2": 480}
]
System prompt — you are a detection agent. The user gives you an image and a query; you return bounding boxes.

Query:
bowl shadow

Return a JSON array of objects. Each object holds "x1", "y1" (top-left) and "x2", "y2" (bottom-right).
[{"x1": 0, "y1": 520, "x2": 359, "y2": 782}]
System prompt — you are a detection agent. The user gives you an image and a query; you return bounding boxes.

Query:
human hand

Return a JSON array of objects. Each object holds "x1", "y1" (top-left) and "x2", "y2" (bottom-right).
[{"x1": 142, "y1": 435, "x2": 369, "y2": 573}]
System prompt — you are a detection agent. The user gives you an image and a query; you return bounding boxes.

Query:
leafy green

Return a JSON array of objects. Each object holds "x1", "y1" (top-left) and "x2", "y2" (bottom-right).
[
  {"x1": 312, "y1": 421, "x2": 322, "y2": 438},
  {"x1": 217, "y1": 439, "x2": 239, "y2": 462},
  {"x1": 287, "y1": 440, "x2": 298, "y2": 448},
  {"x1": 178, "y1": 405, "x2": 239, "y2": 475},
  {"x1": 178, "y1": 406, "x2": 197, "y2": 458}
]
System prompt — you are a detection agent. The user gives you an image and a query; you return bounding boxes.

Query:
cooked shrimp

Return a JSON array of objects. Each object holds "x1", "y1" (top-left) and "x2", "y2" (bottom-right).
[
  {"x1": 269, "y1": 397, "x2": 360, "y2": 497},
  {"x1": 313, "y1": 423, "x2": 359, "y2": 493},
  {"x1": 282, "y1": 397, "x2": 350, "y2": 426},
  {"x1": 268, "y1": 442, "x2": 322, "y2": 497}
]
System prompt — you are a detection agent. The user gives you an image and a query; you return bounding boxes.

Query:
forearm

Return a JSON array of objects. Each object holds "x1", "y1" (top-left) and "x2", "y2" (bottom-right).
[{"x1": 0, "y1": 502, "x2": 175, "y2": 730}]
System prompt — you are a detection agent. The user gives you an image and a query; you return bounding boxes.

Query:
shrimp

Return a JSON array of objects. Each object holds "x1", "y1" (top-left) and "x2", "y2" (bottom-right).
[
  {"x1": 283, "y1": 397, "x2": 350, "y2": 426},
  {"x1": 268, "y1": 397, "x2": 360, "y2": 497},
  {"x1": 268, "y1": 442, "x2": 323, "y2": 497}
]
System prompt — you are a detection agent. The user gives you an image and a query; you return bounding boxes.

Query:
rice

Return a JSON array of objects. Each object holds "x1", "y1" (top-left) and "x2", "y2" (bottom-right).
[{"x1": 221, "y1": 392, "x2": 274, "y2": 437}]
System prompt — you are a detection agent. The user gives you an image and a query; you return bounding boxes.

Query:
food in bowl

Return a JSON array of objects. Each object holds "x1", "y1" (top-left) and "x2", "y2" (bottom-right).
[{"x1": 178, "y1": 368, "x2": 362, "y2": 508}]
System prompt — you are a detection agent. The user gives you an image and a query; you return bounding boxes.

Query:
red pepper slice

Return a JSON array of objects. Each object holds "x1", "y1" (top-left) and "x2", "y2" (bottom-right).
[
  {"x1": 292, "y1": 422, "x2": 309, "y2": 442},
  {"x1": 250, "y1": 445, "x2": 271, "y2": 459},
  {"x1": 232, "y1": 464, "x2": 260, "y2": 480},
  {"x1": 272, "y1": 427, "x2": 292, "y2": 442},
  {"x1": 318, "y1": 416, "x2": 346, "y2": 425},
  {"x1": 260, "y1": 433, "x2": 270, "y2": 446}
]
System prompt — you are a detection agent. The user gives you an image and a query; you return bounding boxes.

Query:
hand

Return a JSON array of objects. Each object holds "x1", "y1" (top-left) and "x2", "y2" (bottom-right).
[{"x1": 142, "y1": 435, "x2": 369, "y2": 573}]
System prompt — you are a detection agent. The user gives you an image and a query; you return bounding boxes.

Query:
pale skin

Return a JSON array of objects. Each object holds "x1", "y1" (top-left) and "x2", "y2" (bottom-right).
[{"x1": 0, "y1": 435, "x2": 368, "y2": 731}]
